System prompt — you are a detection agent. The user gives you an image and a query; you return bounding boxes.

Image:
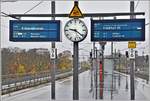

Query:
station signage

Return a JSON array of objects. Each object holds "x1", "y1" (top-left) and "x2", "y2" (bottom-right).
[
  {"x1": 69, "y1": 1, "x2": 83, "y2": 18},
  {"x1": 10, "y1": 20, "x2": 61, "y2": 42},
  {"x1": 91, "y1": 19, "x2": 145, "y2": 41},
  {"x1": 128, "y1": 41, "x2": 136, "y2": 48}
]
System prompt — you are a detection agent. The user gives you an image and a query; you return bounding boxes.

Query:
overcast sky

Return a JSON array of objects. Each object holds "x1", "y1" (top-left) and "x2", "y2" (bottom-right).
[{"x1": 1, "y1": 0, "x2": 150, "y2": 59}]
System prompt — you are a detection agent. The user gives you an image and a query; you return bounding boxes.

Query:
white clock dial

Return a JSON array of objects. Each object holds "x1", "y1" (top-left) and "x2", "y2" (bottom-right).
[{"x1": 64, "y1": 19, "x2": 88, "y2": 42}]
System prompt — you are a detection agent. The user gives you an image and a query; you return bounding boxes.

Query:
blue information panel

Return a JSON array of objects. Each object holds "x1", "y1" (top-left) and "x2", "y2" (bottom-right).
[
  {"x1": 91, "y1": 19, "x2": 145, "y2": 41},
  {"x1": 10, "y1": 20, "x2": 61, "y2": 42}
]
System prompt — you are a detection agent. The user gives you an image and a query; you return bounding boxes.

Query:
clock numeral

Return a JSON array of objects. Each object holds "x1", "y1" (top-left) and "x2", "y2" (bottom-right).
[
  {"x1": 70, "y1": 37, "x2": 73, "y2": 40},
  {"x1": 66, "y1": 34, "x2": 69, "y2": 36},
  {"x1": 70, "y1": 21, "x2": 72, "y2": 24},
  {"x1": 78, "y1": 37, "x2": 81, "y2": 40},
  {"x1": 75, "y1": 37, "x2": 77, "y2": 41},
  {"x1": 75, "y1": 19, "x2": 77, "y2": 24},
  {"x1": 80, "y1": 34, "x2": 84, "y2": 37},
  {"x1": 79, "y1": 20, "x2": 81, "y2": 24},
  {"x1": 75, "y1": 37, "x2": 79, "y2": 41},
  {"x1": 65, "y1": 29, "x2": 68, "y2": 32}
]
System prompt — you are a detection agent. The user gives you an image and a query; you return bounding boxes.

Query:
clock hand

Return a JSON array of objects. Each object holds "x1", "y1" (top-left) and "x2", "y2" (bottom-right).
[
  {"x1": 69, "y1": 29, "x2": 84, "y2": 37},
  {"x1": 69, "y1": 29, "x2": 78, "y2": 37},
  {"x1": 69, "y1": 28, "x2": 76, "y2": 31},
  {"x1": 75, "y1": 30, "x2": 84, "y2": 37}
]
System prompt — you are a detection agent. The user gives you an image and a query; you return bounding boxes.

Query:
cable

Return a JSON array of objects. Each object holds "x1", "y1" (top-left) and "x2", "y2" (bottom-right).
[
  {"x1": 1, "y1": 0, "x2": 18, "y2": 2},
  {"x1": 135, "y1": 0, "x2": 140, "y2": 11},
  {"x1": 1, "y1": 1, "x2": 44, "y2": 19},
  {"x1": 1, "y1": 12, "x2": 20, "y2": 19},
  {"x1": 24, "y1": 1, "x2": 44, "y2": 14},
  {"x1": 145, "y1": 23, "x2": 149, "y2": 26}
]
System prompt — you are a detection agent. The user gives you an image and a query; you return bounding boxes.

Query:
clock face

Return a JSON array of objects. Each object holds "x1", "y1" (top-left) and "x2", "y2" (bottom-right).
[{"x1": 64, "y1": 19, "x2": 88, "y2": 42}]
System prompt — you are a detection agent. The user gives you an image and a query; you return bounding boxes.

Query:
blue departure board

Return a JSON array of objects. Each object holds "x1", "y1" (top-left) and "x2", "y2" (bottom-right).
[
  {"x1": 91, "y1": 19, "x2": 145, "y2": 41},
  {"x1": 10, "y1": 20, "x2": 61, "y2": 42}
]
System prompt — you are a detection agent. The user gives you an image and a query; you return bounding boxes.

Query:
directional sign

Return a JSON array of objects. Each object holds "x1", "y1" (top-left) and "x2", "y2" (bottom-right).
[
  {"x1": 128, "y1": 41, "x2": 136, "y2": 48},
  {"x1": 50, "y1": 48, "x2": 56, "y2": 59},
  {"x1": 69, "y1": 3, "x2": 83, "y2": 18},
  {"x1": 91, "y1": 19, "x2": 145, "y2": 41},
  {"x1": 10, "y1": 20, "x2": 61, "y2": 42},
  {"x1": 91, "y1": 48, "x2": 97, "y2": 59},
  {"x1": 129, "y1": 49, "x2": 135, "y2": 59},
  {"x1": 91, "y1": 49, "x2": 95, "y2": 59}
]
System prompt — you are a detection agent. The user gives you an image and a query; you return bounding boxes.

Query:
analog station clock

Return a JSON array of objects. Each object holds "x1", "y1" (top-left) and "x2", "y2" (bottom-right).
[{"x1": 64, "y1": 19, "x2": 88, "y2": 42}]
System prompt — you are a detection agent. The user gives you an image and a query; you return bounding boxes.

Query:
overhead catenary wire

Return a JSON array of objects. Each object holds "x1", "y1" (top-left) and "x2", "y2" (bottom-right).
[
  {"x1": 145, "y1": 23, "x2": 149, "y2": 26},
  {"x1": 135, "y1": 0, "x2": 140, "y2": 11},
  {"x1": 1, "y1": 12, "x2": 20, "y2": 19},
  {"x1": 1, "y1": 1, "x2": 44, "y2": 18},
  {"x1": 23, "y1": 1, "x2": 44, "y2": 14}
]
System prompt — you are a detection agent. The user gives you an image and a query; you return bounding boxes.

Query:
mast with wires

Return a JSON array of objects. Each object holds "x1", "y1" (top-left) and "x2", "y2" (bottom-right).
[
  {"x1": 130, "y1": 1, "x2": 135, "y2": 100},
  {"x1": 51, "y1": 1, "x2": 56, "y2": 100}
]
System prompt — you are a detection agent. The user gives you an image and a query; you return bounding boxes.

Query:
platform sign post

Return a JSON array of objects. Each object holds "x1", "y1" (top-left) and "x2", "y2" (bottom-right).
[
  {"x1": 99, "y1": 41, "x2": 106, "y2": 99},
  {"x1": 130, "y1": 1, "x2": 135, "y2": 100}
]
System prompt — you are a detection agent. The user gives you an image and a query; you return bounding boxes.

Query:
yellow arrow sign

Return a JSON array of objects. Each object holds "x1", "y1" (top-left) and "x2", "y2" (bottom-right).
[
  {"x1": 128, "y1": 41, "x2": 136, "y2": 48},
  {"x1": 69, "y1": 4, "x2": 83, "y2": 18}
]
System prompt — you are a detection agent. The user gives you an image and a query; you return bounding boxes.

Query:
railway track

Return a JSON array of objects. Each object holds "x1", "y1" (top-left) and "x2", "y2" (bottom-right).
[{"x1": 2, "y1": 71, "x2": 73, "y2": 95}]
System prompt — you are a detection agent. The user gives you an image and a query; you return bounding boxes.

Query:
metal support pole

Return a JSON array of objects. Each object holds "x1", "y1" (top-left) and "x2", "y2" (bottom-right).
[
  {"x1": 89, "y1": 51, "x2": 93, "y2": 93},
  {"x1": 126, "y1": 56, "x2": 128, "y2": 90},
  {"x1": 149, "y1": 0, "x2": 150, "y2": 84},
  {"x1": 92, "y1": 42, "x2": 96, "y2": 99},
  {"x1": 114, "y1": 49, "x2": 117, "y2": 89},
  {"x1": 73, "y1": 42, "x2": 79, "y2": 100},
  {"x1": 130, "y1": 49, "x2": 135, "y2": 100},
  {"x1": 111, "y1": 16, "x2": 116, "y2": 58},
  {"x1": 0, "y1": 2, "x2": 1, "y2": 97},
  {"x1": 111, "y1": 42, "x2": 113, "y2": 57},
  {"x1": 101, "y1": 45, "x2": 104, "y2": 99},
  {"x1": 51, "y1": 1, "x2": 56, "y2": 100},
  {"x1": 92, "y1": 42, "x2": 97, "y2": 99},
  {"x1": 90, "y1": 50, "x2": 94, "y2": 98},
  {"x1": 99, "y1": 45, "x2": 104, "y2": 99},
  {"x1": 149, "y1": 16, "x2": 150, "y2": 85},
  {"x1": 111, "y1": 41, "x2": 114, "y2": 99},
  {"x1": 111, "y1": 64, "x2": 114, "y2": 100},
  {"x1": 110, "y1": 16, "x2": 116, "y2": 99},
  {"x1": 72, "y1": 1, "x2": 79, "y2": 100},
  {"x1": 95, "y1": 47, "x2": 98, "y2": 99},
  {"x1": 114, "y1": 49, "x2": 117, "y2": 70},
  {"x1": 118, "y1": 50, "x2": 121, "y2": 87},
  {"x1": 99, "y1": 42, "x2": 106, "y2": 99},
  {"x1": 130, "y1": 1, "x2": 135, "y2": 100},
  {"x1": 99, "y1": 44, "x2": 102, "y2": 99}
]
